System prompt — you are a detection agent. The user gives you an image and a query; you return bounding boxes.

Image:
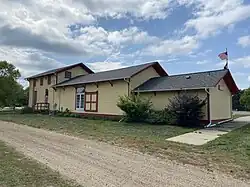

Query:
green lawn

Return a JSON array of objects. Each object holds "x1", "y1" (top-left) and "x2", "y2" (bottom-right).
[
  {"x1": 0, "y1": 141, "x2": 81, "y2": 187},
  {"x1": 0, "y1": 114, "x2": 249, "y2": 180}
]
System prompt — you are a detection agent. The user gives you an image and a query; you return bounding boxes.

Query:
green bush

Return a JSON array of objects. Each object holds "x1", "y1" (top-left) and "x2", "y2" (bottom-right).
[
  {"x1": 168, "y1": 93, "x2": 206, "y2": 127},
  {"x1": 117, "y1": 94, "x2": 152, "y2": 122},
  {"x1": 20, "y1": 106, "x2": 33, "y2": 114},
  {"x1": 63, "y1": 113, "x2": 70, "y2": 117},
  {"x1": 146, "y1": 109, "x2": 176, "y2": 125},
  {"x1": 56, "y1": 112, "x2": 64, "y2": 117},
  {"x1": 74, "y1": 114, "x2": 81, "y2": 118}
]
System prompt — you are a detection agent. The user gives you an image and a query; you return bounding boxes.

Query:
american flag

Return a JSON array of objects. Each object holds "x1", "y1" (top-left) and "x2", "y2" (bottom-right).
[{"x1": 218, "y1": 51, "x2": 228, "y2": 60}]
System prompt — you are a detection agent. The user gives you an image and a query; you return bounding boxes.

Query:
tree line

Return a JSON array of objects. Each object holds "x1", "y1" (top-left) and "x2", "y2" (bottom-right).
[
  {"x1": 233, "y1": 89, "x2": 250, "y2": 111},
  {"x1": 0, "y1": 61, "x2": 29, "y2": 108}
]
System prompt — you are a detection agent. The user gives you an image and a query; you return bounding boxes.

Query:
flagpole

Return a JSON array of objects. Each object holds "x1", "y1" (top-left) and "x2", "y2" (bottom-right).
[{"x1": 226, "y1": 48, "x2": 228, "y2": 69}]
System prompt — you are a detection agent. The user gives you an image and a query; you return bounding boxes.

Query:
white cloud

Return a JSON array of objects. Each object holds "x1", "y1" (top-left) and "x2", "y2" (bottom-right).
[
  {"x1": 87, "y1": 61, "x2": 127, "y2": 72},
  {"x1": 231, "y1": 56, "x2": 250, "y2": 68},
  {"x1": 79, "y1": 0, "x2": 171, "y2": 20},
  {"x1": 181, "y1": 0, "x2": 250, "y2": 38},
  {"x1": 142, "y1": 35, "x2": 200, "y2": 56},
  {"x1": 0, "y1": 0, "x2": 164, "y2": 58},
  {"x1": 238, "y1": 35, "x2": 250, "y2": 47},
  {"x1": 0, "y1": 47, "x2": 63, "y2": 78},
  {"x1": 248, "y1": 76, "x2": 250, "y2": 82},
  {"x1": 78, "y1": 26, "x2": 158, "y2": 46}
]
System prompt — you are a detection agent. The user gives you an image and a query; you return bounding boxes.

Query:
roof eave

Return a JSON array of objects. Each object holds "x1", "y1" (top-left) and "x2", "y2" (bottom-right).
[
  {"x1": 223, "y1": 70, "x2": 239, "y2": 94},
  {"x1": 54, "y1": 76, "x2": 130, "y2": 88},
  {"x1": 133, "y1": 86, "x2": 213, "y2": 93}
]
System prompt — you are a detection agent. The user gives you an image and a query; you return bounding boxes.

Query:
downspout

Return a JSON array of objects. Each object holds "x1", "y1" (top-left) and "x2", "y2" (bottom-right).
[
  {"x1": 204, "y1": 88, "x2": 213, "y2": 128},
  {"x1": 124, "y1": 78, "x2": 130, "y2": 96},
  {"x1": 204, "y1": 88, "x2": 234, "y2": 128}
]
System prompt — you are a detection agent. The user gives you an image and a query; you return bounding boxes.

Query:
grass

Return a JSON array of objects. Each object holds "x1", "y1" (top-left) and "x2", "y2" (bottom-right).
[
  {"x1": 0, "y1": 141, "x2": 82, "y2": 187},
  {"x1": 0, "y1": 114, "x2": 249, "y2": 180}
]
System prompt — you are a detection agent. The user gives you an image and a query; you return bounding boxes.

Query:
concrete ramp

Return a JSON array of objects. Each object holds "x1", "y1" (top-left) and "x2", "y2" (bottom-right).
[{"x1": 166, "y1": 118, "x2": 249, "y2": 145}]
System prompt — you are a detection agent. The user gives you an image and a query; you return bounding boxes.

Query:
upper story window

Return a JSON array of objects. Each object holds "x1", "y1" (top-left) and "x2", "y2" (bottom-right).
[
  {"x1": 65, "y1": 71, "x2": 72, "y2": 79},
  {"x1": 40, "y1": 77, "x2": 43, "y2": 86},
  {"x1": 48, "y1": 75, "x2": 51, "y2": 85},
  {"x1": 33, "y1": 79, "x2": 36, "y2": 87}
]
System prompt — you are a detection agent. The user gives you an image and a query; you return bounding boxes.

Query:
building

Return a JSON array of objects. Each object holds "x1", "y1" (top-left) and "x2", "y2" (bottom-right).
[{"x1": 27, "y1": 61, "x2": 239, "y2": 124}]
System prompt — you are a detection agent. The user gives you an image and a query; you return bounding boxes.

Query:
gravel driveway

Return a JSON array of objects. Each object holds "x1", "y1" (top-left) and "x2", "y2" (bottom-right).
[{"x1": 0, "y1": 121, "x2": 249, "y2": 187}]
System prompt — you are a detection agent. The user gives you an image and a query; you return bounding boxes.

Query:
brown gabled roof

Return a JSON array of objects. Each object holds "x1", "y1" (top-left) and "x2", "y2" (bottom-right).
[
  {"x1": 55, "y1": 61, "x2": 167, "y2": 87},
  {"x1": 26, "y1": 63, "x2": 94, "y2": 79},
  {"x1": 134, "y1": 69, "x2": 239, "y2": 94}
]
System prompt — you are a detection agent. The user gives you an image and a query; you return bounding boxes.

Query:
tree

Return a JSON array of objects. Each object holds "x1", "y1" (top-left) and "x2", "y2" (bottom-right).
[
  {"x1": 240, "y1": 88, "x2": 250, "y2": 110},
  {"x1": 0, "y1": 61, "x2": 22, "y2": 107},
  {"x1": 232, "y1": 90, "x2": 248, "y2": 111},
  {"x1": 16, "y1": 86, "x2": 29, "y2": 106},
  {"x1": 168, "y1": 93, "x2": 206, "y2": 127}
]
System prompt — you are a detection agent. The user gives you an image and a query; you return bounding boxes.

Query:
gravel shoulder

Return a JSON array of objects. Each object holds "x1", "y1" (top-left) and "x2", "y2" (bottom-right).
[{"x1": 0, "y1": 121, "x2": 249, "y2": 187}]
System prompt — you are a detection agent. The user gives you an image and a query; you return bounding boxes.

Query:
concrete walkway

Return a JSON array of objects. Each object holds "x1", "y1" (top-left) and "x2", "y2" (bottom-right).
[{"x1": 166, "y1": 117, "x2": 250, "y2": 145}]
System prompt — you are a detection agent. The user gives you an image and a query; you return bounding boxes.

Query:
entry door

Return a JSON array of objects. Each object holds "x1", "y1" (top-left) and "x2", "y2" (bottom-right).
[
  {"x1": 33, "y1": 91, "x2": 37, "y2": 106},
  {"x1": 76, "y1": 93, "x2": 84, "y2": 111}
]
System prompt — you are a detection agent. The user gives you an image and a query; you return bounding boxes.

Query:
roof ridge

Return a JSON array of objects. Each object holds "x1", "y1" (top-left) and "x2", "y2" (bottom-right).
[
  {"x1": 167, "y1": 69, "x2": 228, "y2": 77},
  {"x1": 87, "y1": 61, "x2": 158, "y2": 74}
]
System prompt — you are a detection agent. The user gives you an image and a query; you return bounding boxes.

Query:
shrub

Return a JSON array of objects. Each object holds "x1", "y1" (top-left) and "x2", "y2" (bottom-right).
[
  {"x1": 63, "y1": 113, "x2": 70, "y2": 117},
  {"x1": 20, "y1": 106, "x2": 33, "y2": 114},
  {"x1": 56, "y1": 112, "x2": 64, "y2": 117},
  {"x1": 117, "y1": 94, "x2": 152, "y2": 122},
  {"x1": 74, "y1": 114, "x2": 81, "y2": 118},
  {"x1": 168, "y1": 93, "x2": 206, "y2": 127},
  {"x1": 146, "y1": 109, "x2": 176, "y2": 125}
]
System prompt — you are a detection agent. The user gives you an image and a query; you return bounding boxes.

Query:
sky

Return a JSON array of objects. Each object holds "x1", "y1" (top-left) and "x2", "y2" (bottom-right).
[{"x1": 0, "y1": 0, "x2": 250, "y2": 89}]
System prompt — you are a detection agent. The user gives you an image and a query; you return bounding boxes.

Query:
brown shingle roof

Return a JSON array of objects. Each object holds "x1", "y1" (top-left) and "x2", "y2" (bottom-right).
[
  {"x1": 26, "y1": 63, "x2": 94, "y2": 79},
  {"x1": 134, "y1": 69, "x2": 239, "y2": 94},
  {"x1": 55, "y1": 62, "x2": 167, "y2": 87}
]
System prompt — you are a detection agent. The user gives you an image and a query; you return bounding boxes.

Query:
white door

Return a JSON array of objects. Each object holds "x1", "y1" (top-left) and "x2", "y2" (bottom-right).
[{"x1": 76, "y1": 93, "x2": 84, "y2": 111}]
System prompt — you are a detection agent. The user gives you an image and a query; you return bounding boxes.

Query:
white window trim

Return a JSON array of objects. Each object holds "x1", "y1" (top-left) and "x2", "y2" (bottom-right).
[{"x1": 76, "y1": 87, "x2": 85, "y2": 111}]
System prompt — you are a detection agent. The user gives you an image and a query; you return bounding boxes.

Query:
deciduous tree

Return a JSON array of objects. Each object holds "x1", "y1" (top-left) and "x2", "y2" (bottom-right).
[{"x1": 240, "y1": 88, "x2": 250, "y2": 110}]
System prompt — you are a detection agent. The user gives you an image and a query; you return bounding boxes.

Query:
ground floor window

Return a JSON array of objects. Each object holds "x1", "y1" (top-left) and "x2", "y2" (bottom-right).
[
  {"x1": 85, "y1": 91, "x2": 98, "y2": 112},
  {"x1": 76, "y1": 87, "x2": 85, "y2": 111}
]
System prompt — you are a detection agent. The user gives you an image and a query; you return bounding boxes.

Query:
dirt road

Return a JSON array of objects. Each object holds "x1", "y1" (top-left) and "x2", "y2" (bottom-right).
[{"x1": 0, "y1": 121, "x2": 249, "y2": 187}]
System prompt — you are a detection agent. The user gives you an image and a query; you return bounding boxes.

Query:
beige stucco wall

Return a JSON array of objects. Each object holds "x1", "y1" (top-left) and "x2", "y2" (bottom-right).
[
  {"x1": 130, "y1": 66, "x2": 160, "y2": 90},
  {"x1": 83, "y1": 80, "x2": 128, "y2": 115},
  {"x1": 210, "y1": 79, "x2": 232, "y2": 120},
  {"x1": 57, "y1": 66, "x2": 88, "y2": 83},
  {"x1": 28, "y1": 79, "x2": 34, "y2": 107},
  {"x1": 28, "y1": 65, "x2": 89, "y2": 109},
  {"x1": 28, "y1": 75, "x2": 56, "y2": 109},
  {"x1": 139, "y1": 90, "x2": 208, "y2": 120},
  {"x1": 55, "y1": 86, "x2": 76, "y2": 111},
  {"x1": 55, "y1": 80, "x2": 128, "y2": 114}
]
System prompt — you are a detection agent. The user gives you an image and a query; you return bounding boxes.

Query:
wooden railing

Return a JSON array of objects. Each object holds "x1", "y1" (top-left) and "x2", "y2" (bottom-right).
[{"x1": 33, "y1": 103, "x2": 50, "y2": 111}]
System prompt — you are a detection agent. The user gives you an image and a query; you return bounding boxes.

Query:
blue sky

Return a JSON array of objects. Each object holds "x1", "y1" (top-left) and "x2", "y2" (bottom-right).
[{"x1": 0, "y1": 0, "x2": 250, "y2": 88}]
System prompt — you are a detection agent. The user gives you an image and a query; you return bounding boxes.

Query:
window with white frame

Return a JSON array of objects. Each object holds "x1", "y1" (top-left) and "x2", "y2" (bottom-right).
[{"x1": 76, "y1": 87, "x2": 85, "y2": 110}]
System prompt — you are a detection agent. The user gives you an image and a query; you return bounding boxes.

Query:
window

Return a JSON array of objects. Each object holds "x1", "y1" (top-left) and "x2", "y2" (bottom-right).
[
  {"x1": 33, "y1": 79, "x2": 36, "y2": 87},
  {"x1": 76, "y1": 87, "x2": 85, "y2": 110},
  {"x1": 65, "y1": 71, "x2": 72, "y2": 79},
  {"x1": 85, "y1": 91, "x2": 98, "y2": 112},
  {"x1": 48, "y1": 75, "x2": 51, "y2": 85},
  {"x1": 45, "y1": 89, "x2": 48, "y2": 103},
  {"x1": 40, "y1": 77, "x2": 43, "y2": 86}
]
